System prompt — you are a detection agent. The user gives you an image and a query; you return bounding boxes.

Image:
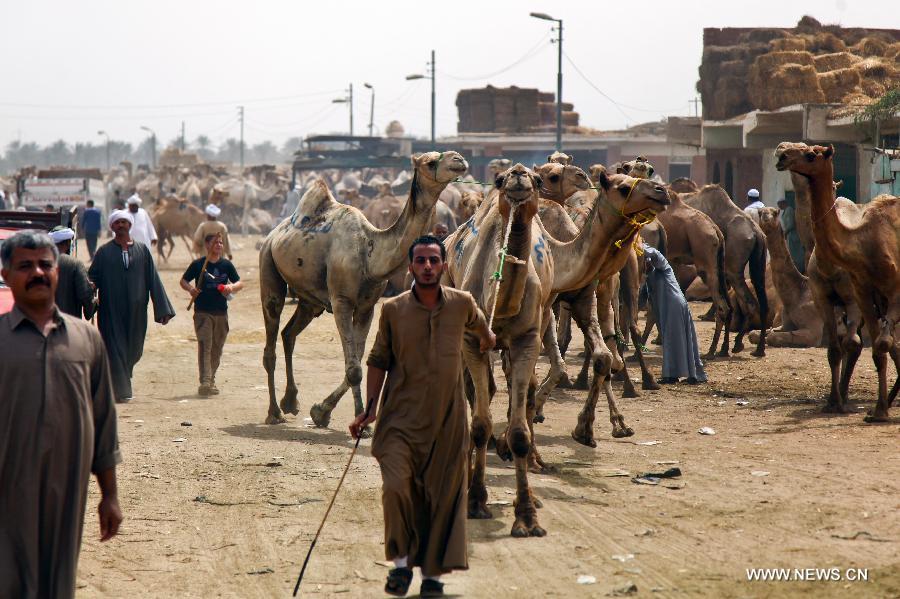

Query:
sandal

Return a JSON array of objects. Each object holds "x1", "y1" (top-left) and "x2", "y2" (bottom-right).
[
  {"x1": 420, "y1": 579, "x2": 445, "y2": 597},
  {"x1": 384, "y1": 567, "x2": 413, "y2": 597},
  {"x1": 657, "y1": 377, "x2": 678, "y2": 384}
]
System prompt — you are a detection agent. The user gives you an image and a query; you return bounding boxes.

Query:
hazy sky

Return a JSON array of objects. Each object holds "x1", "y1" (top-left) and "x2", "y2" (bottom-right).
[{"x1": 2, "y1": 0, "x2": 897, "y2": 149}]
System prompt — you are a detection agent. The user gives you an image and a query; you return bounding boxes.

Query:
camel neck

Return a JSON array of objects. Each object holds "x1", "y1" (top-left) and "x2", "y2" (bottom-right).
[
  {"x1": 764, "y1": 222, "x2": 806, "y2": 307},
  {"x1": 369, "y1": 172, "x2": 443, "y2": 279},
  {"x1": 806, "y1": 163, "x2": 848, "y2": 263}
]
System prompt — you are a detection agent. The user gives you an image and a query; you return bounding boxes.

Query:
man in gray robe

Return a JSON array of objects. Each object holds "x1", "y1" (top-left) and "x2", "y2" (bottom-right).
[
  {"x1": 88, "y1": 209, "x2": 175, "y2": 402},
  {"x1": 0, "y1": 230, "x2": 122, "y2": 599},
  {"x1": 50, "y1": 226, "x2": 95, "y2": 319},
  {"x1": 643, "y1": 245, "x2": 707, "y2": 384}
]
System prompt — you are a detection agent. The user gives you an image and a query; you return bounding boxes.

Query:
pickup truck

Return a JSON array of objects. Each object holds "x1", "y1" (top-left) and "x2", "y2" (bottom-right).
[{"x1": 0, "y1": 227, "x2": 16, "y2": 313}]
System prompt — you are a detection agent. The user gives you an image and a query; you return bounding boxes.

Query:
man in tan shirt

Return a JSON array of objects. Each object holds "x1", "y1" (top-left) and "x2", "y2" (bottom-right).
[
  {"x1": 0, "y1": 230, "x2": 122, "y2": 599},
  {"x1": 351, "y1": 235, "x2": 495, "y2": 598},
  {"x1": 192, "y1": 204, "x2": 232, "y2": 259}
]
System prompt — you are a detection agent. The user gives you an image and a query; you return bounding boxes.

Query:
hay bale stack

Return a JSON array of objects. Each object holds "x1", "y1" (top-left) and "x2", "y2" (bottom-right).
[
  {"x1": 854, "y1": 36, "x2": 889, "y2": 57},
  {"x1": 886, "y1": 43, "x2": 900, "y2": 60},
  {"x1": 855, "y1": 57, "x2": 899, "y2": 81},
  {"x1": 771, "y1": 37, "x2": 808, "y2": 52},
  {"x1": 814, "y1": 51, "x2": 861, "y2": 73},
  {"x1": 750, "y1": 62, "x2": 824, "y2": 110},
  {"x1": 753, "y1": 50, "x2": 815, "y2": 72},
  {"x1": 817, "y1": 68, "x2": 862, "y2": 102},
  {"x1": 807, "y1": 32, "x2": 848, "y2": 53},
  {"x1": 860, "y1": 79, "x2": 886, "y2": 98}
]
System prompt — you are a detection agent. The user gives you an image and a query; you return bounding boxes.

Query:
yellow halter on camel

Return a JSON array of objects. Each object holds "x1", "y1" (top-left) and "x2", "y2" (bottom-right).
[{"x1": 613, "y1": 177, "x2": 656, "y2": 256}]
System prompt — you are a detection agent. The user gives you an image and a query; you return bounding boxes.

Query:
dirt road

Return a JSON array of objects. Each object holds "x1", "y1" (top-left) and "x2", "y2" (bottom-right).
[{"x1": 74, "y1": 236, "x2": 899, "y2": 598}]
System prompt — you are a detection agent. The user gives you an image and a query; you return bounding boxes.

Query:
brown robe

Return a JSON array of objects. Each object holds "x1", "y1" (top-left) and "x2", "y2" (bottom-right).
[
  {"x1": 367, "y1": 286, "x2": 487, "y2": 576},
  {"x1": 0, "y1": 306, "x2": 121, "y2": 599},
  {"x1": 192, "y1": 220, "x2": 232, "y2": 256}
]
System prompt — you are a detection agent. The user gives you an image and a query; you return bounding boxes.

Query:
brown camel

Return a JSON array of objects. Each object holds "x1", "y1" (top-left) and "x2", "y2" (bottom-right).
[
  {"x1": 446, "y1": 163, "x2": 669, "y2": 536},
  {"x1": 775, "y1": 142, "x2": 899, "y2": 421},
  {"x1": 649, "y1": 188, "x2": 732, "y2": 356},
  {"x1": 683, "y1": 185, "x2": 769, "y2": 357},
  {"x1": 749, "y1": 207, "x2": 823, "y2": 347},
  {"x1": 151, "y1": 197, "x2": 206, "y2": 261},
  {"x1": 259, "y1": 151, "x2": 468, "y2": 426},
  {"x1": 534, "y1": 162, "x2": 671, "y2": 442},
  {"x1": 669, "y1": 177, "x2": 699, "y2": 193}
]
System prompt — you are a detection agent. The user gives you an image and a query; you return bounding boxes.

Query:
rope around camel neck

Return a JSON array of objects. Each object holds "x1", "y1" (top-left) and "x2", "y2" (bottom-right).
[{"x1": 487, "y1": 204, "x2": 517, "y2": 330}]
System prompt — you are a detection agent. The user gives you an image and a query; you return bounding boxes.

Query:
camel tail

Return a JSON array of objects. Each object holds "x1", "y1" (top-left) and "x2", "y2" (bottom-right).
[{"x1": 748, "y1": 234, "x2": 768, "y2": 324}]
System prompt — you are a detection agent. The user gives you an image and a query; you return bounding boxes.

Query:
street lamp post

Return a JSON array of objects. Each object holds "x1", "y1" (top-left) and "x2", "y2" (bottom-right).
[
  {"x1": 97, "y1": 130, "x2": 110, "y2": 171},
  {"x1": 140, "y1": 125, "x2": 157, "y2": 169},
  {"x1": 530, "y1": 12, "x2": 563, "y2": 151},
  {"x1": 406, "y1": 49, "x2": 436, "y2": 147},
  {"x1": 364, "y1": 83, "x2": 375, "y2": 137},
  {"x1": 332, "y1": 84, "x2": 354, "y2": 136}
]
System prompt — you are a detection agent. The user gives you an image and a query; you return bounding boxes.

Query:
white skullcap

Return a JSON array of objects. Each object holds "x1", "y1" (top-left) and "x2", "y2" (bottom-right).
[
  {"x1": 747, "y1": 188, "x2": 760, "y2": 198},
  {"x1": 108, "y1": 209, "x2": 134, "y2": 228},
  {"x1": 126, "y1": 194, "x2": 142, "y2": 206},
  {"x1": 205, "y1": 204, "x2": 221, "y2": 217},
  {"x1": 50, "y1": 227, "x2": 75, "y2": 244}
]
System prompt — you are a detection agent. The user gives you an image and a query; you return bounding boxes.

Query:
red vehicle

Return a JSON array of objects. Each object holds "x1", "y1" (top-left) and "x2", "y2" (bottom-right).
[{"x1": 0, "y1": 227, "x2": 16, "y2": 314}]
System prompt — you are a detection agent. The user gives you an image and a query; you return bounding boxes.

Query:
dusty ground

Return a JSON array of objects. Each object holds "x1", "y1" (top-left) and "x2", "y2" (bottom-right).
[{"x1": 74, "y1": 235, "x2": 899, "y2": 599}]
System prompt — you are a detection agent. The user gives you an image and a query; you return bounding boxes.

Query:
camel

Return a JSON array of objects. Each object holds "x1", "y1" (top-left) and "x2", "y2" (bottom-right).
[
  {"x1": 669, "y1": 177, "x2": 699, "y2": 193},
  {"x1": 259, "y1": 151, "x2": 468, "y2": 427},
  {"x1": 362, "y1": 191, "x2": 404, "y2": 229},
  {"x1": 446, "y1": 163, "x2": 669, "y2": 536},
  {"x1": 650, "y1": 188, "x2": 732, "y2": 357},
  {"x1": 458, "y1": 191, "x2": 483, "y2": 222},
  {"x1": 683, "y1": 185, "x2": 769, "y2": 357},
  {"x1": 775, "y1": 143, "x2": 899, "y2": 421},
  {"x1": 151, "y1": 197, "x2": 206, "y2": 261},
  {"x1": 749, "y1": 207, "x2": 823, "y2": 347}
]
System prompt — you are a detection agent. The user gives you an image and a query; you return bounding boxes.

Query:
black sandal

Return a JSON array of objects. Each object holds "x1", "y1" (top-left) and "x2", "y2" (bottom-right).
[
  {"x1": 420, "y1": 579, "x2": 445, "y2": 597},
  {"x1": 385, "y1": 567, "x2": 413, "y2": 597}
]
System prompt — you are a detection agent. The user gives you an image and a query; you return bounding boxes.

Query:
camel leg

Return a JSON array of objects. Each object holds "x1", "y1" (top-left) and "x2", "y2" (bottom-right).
[
  {"x1": 463, "y1": 340, "x2": 494, "y2": 520},
  {"x1": 629, "y1": 323, "x2": 659, "y2": 390},
  {"x1": 503, "y1": 331, "x2": 545, "y2": 538},
  {"x1": 180, "y1": 234, "x2": 193, "y2": 259},
  {"x1": 534, "y1": 309, "x2": 564, "y2": 424},
  {"x1": 861, "y1": 296, "x2": 897, "y2": 422},
  {"x1": 260, "y1": 243, "x2": 288, "y2": 425},
  {"x1": 310, "y1": 297, "x2": 360, "y2": 427},
  {"x1": 595, "y1": 281, "x2": 636, "y2": 398},
  {"x1": 837, "y1": 310, "x2": 863, "y2": 408},
  {"x1": 278, "y1": 302, "x2": 323, "y2": 416},
  {"x1": 557, "y1": 302, "x2": 573, "y2": 358}
]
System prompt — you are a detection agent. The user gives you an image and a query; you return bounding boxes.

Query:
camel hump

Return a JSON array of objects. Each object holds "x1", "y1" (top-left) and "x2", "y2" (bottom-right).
[{"x1": 296, "y1": 179, "x2": 336, "y2": 217}]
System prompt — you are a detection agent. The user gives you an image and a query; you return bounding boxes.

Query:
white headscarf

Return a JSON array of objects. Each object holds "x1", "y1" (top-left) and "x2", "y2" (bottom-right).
[
  {"x1": 205, "y1": 204, "x2": 221, "y2": 217},
  {"x1": 126, "y1": 194, "x2": 142, "y2": 206},
  {"x1": 50, "y1": 227, "x2": 75, "y2": 244},
  {"x1": 108, "y1": 209, "x2": 135, "y2": 229}
]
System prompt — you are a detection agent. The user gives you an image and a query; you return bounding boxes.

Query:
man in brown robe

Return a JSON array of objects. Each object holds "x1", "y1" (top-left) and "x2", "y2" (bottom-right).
[
  {"x1": 351, "y1": 235, "x2": 495, "y2": 598},
  {"x1": 0, "y1": 230, "x2": 122, "y2": 599}
]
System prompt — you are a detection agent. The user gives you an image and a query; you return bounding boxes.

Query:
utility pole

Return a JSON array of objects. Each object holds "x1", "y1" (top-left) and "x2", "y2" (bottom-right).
[
  {"x1": 530, "y1": 13, "x2": 563, "y2": 151},
  {"x1": 140, "y1": 125, "x2": 157, "y2": 169},
  {"x1": 181, "y1": 121, "x2": 186, "y2": 151},
  {"x1": 405, "y1": 50, "x2": 436, "y2": 147},
  {"x1": 238, "y1": 105, "x2": 245, "y2": 169},
  {"x1": 690, "y1": 96, "x2": 701, "y2": 118},
  {"x1": 97, "y1": 130, "x2": 110, "y2": 171},
  {"x1": 364, "y1": 83, "x2": 375, "y2": 136},
  {"x1": 349, "y1": 83, "x2": 354, "y2": 136}
]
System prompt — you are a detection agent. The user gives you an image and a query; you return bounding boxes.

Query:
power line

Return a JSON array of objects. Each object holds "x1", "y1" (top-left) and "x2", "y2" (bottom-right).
[
  {"x1": 563, "y1": 52, "x2": 687, "y2": 116},
  {"x1": 438, "y1": 34, "x2": 551, "y2": 81}
]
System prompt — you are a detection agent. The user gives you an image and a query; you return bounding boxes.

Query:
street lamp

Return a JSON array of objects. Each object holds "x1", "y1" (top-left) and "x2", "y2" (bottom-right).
[
  {"x1": 364, "y1": 83, "x2": 375, "y2": 137},
  {"x1": 332, "y1": 83, "x2": 354, "y2": 136},
  {"x1": 530, "y1": 11, "x2": 563, "y2": 151},
  {"x1": 139, "y1": 125, "x2": 157, "y2": 169},
  {"x1": 97, "y1": 130, "x2": 110, "y2": 171},
  {"x1": 406, "y1": 49, "x2": 435, "y2": 146}
]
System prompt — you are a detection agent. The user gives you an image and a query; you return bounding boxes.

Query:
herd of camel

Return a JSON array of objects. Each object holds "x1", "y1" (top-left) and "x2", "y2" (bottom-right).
[{"x1": 254, "y1": 142, "x2": 898, "y2": 538}]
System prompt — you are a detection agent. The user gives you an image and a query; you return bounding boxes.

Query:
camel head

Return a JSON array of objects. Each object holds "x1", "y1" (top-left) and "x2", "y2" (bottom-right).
[
  {"x1": 774, "y1": 142, "x2": 834, "y2": 177},
  {"x1": 487, "y1": 158, "x2": 512, "y2": 178},
  {"x1": 757, "y1": 206, "x2": 781, "y2": 235},
  {"x1": 547, "y1": 151, "x2": 573, "y2": 165},
  {"x1": 589, "y1": 164, "x2": 607, "y2": 185},
  {"x1": 412, "y1": 151, "x2": 469, "y2": 184},
  {"x1": 459, "y1": 191, "x2": 483, "y2": 221},
  {"x1": 533, "y1": 162, "x2": 591, "y2": 203},
  {"x1": 617, "y1": 156, "x2": 655, "y2": 179},
  {"x1": 495, "y1": 163, "x2": 541, "y2": 222},
  {"x1": 668, "y1": 177, "x2": 699, "y2": 193},
  {"x1": 596, "y1": 171, "x2": 670, "y2": 219},
  {"x1": 209, "y1": 188, "x2": 228, "y2": 205}
]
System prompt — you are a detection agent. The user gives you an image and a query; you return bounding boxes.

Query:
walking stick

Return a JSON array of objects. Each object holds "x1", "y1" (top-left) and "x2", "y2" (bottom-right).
[{"x1": 292, "y1": 398, "x2": 373, "y2": 596}]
